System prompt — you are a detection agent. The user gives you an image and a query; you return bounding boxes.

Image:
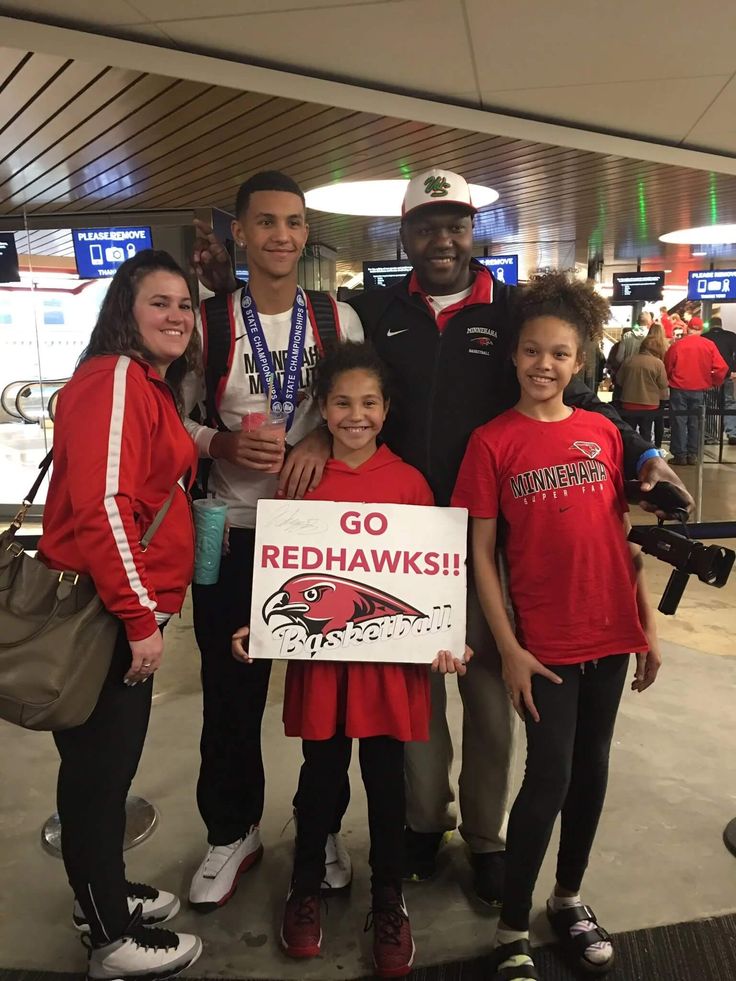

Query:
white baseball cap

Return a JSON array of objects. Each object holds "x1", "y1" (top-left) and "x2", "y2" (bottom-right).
[{"x1": 402, "y1": 169, "x2": 477, "y2": 219}]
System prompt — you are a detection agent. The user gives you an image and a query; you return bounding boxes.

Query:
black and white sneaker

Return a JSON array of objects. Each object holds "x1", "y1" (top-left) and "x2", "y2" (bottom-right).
[
  {"x1": 74, "y1": 881, "x2": 180, "y2": 931},
  {"x1": 84, "y1": 908, "x2": 202, "y2": 980}
]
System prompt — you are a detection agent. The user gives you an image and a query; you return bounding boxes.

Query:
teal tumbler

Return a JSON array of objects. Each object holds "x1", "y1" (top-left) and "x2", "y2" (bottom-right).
[{"x1": 192, "y1": 498, "x2": 228, "y2": 585}]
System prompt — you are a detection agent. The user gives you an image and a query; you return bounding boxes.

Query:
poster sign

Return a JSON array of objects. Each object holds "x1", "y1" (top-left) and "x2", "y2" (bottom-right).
[
  {"x1": 250, "y1": 500, "x2": 468, "y2": 662},
  {"x1": 688, "y1": 269, "x2": 736, "y2": 302},
  {"x1": 72, "y1": 226, "x2": 152, "y2": 279}
]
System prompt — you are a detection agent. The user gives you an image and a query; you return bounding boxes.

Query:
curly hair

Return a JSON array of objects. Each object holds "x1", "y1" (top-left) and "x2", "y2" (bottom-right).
[
  {"x1": 312, "y1": 341, "x2": 392, "y2": 405},
  {"x1": 514, "y1": 271, "x2": 609, "y2": 347},
  {"x1": 79, "y1": 249, "x2": 199, "y2": 409}
]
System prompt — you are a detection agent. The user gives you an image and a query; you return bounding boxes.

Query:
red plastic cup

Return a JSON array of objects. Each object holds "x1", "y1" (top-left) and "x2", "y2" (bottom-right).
[{"x1": 241, "y1": 403, "x2": 287, "y2": 474}]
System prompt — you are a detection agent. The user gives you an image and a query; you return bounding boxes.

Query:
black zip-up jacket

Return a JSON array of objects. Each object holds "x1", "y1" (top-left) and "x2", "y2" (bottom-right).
[
  {"x1": 705, "y1": 327, "x2": 736, "y2": 373},
  {"x1": 350, "y1": 265, "x2": 651, "y2": 506}
]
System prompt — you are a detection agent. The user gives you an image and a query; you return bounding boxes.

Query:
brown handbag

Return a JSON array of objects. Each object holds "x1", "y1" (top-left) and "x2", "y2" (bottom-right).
[{"x1": 0, "y1": 451, "x2": 176, "y2": 732}]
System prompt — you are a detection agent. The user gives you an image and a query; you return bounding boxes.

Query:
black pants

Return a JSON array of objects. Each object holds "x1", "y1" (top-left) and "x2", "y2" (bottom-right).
[
  {"x1": 292, "y1": 729, "x2": 404, "y2": 895},
  {"x1": 622, "y1": 409, "x2": 659, "y2": 445},
  {"x1": 193, "y1": 527, "x2": 272, "y2": 845},
  {"x1": 54, "y1": 628, "x2": 153, "y2": 946},
  {"x1": 501, "y1": 654, "x2": 629, "y2": 931}
]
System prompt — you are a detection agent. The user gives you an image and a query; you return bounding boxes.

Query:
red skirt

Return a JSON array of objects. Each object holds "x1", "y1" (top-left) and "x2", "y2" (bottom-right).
[{"x1": 283, "y1": 661, "x2": 430, "y2": 742}]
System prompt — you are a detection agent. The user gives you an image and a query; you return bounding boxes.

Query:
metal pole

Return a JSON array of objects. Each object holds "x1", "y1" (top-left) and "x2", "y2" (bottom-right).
[{"x1": 696, "y1": 403, "x2": 706, "y2": 523}]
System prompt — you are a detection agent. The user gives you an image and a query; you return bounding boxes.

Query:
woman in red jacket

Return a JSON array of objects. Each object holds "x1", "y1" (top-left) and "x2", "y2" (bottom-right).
[{"x1": 38, "y1": 250, "x2": 202, "y2": 981}]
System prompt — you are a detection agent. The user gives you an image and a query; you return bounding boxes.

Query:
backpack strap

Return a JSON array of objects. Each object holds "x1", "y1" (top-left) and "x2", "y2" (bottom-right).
[
  {"x1": 200, "y1": 293, "x2": 237, "y2": 431},
  {"x1": 305, "y1": 289, "x2": 341, "y2": 356}
]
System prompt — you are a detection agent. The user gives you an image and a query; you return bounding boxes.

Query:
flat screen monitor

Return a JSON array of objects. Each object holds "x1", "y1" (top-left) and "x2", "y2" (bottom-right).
[
  {"x1": 363, "y1": 261, "x2": 413, "y2": 289},
  {"x1": 474, "y1": 254, "x2": 518, "y2": 285},
  {"x1": 0, "y1": 233, "x2": 20, "y2": 283},
  {"x1": 72, "y1": 226, "x2": 153, "y2": 279},
  {"x1": 611, "y1": 271, "x2": 665, "y2": 302},
  {"x1": 687, "y1": 269, "x2": 736, "y2": 302}
]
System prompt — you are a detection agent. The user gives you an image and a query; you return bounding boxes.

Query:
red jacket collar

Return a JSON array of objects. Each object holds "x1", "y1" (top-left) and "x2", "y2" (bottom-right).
[{"x1": 408, "y1": 262, "x2": 493, "y2": 307}]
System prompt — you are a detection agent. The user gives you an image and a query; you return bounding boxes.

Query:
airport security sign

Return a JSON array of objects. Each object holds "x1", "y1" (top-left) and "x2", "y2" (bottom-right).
[
  {"x1": 688, "y1": 269, "x2": 736, "y2": 302},
  {"x1": 72, "y1": 226, "x2": 153, "y2": 279},
  {"x1": 475, "y1": 254, "x2": 519, "y2": 285},
  {"x1": 249, "y1": 500, "x2": 468, "y2": 662}
]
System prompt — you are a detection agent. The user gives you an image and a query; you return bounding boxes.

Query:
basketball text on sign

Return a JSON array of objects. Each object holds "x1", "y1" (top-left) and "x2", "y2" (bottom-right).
[
  {"x1": 72, "y1": 227, "x2": 153, "y2": 279},
  {"x1": 250, "y1": 500, "x2": 468, "y2": 663}
]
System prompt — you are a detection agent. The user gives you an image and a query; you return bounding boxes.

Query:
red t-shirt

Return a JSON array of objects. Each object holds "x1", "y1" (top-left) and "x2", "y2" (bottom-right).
[
  {"x1": 660, "y1": 314, "x2": 674, "y2": 339},
  {"x1": 282, "y1": 444, "x2": 433, "y2": 741},
  {"x1": 452, "y1": 408, "x2": 647, "y2": 665}
]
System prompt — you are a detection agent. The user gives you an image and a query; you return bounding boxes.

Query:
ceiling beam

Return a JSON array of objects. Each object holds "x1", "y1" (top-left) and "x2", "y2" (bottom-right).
[{"x1": 2, "y1": 15, "x2": 736, "y2": 178}]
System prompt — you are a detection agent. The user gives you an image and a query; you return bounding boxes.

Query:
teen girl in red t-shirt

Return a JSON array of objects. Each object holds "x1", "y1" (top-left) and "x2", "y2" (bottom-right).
[
  {"x1": 232, "y1": 341, "x2": 468, "y2": 978},
  {"x1": 452, "y1": 273, "x2": 661, "y2": 981}
]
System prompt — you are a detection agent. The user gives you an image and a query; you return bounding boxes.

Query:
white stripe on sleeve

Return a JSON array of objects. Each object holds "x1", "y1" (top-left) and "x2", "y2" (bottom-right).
[{"x1": 103, "y1": 356, "x2": 157, "y2": 614}]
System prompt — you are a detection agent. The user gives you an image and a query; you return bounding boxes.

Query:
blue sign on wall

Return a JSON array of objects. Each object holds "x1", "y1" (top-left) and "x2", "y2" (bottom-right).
[
  {"x1": 72, "y1": 226, "x2": 153, "y2": 279},
  {"x1": 474, "y1": 254, "x2": 518, "y2": 285},
  {"x1": 688, "y1": 269, "x2": 736, "y2": 302}
]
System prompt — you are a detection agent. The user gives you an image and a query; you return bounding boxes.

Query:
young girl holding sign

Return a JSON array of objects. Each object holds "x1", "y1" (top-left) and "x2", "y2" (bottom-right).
[
  {"x1": 452, "y1": 273, "x2": 661, "y2": 981},
  {"x1": 232, "y1": 342, "x2": 468, "y2": 978}
]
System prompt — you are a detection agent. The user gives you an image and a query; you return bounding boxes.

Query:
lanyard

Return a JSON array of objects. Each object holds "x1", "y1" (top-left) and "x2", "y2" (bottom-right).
[{"x1": 240, "y1": 287, "x2": 308, "y2": 429}]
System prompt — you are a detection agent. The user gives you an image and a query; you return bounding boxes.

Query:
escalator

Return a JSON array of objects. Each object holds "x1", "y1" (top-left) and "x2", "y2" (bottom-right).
[{"x1": 0, "y1": 378, "x2": 68, "y2": 425}]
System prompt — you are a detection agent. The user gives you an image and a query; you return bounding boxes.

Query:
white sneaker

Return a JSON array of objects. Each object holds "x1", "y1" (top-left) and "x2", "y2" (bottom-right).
[
  {"x1": 321, "y1": 832, "x2": 352, "y2": 893},
  {"x1": 74, "y1": 882, "x2": 180, "y2": 932},
  {"x1": 188, "y1": 826, "x2": 263, "y2": 911},
  {"x1": 85, "y1": 914, "x2": 201, "y2": 980}
]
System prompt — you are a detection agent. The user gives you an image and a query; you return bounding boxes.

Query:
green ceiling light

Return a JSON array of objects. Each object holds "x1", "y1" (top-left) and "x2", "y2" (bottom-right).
[
  {"x1": 709, "y1": 172, "x2": 719, "y2": 225},
  {"x1": 637, "y1": 176, "x2": 648, "y2": 240}
]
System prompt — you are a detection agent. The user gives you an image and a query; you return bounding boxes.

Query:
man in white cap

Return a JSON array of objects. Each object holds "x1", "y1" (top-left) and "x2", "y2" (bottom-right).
[{"x1": 194, "y1": 168, "x2": 691, "y2": 905}]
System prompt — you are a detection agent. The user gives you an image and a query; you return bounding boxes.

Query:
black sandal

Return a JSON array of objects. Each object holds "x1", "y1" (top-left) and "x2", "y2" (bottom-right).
[
  {"x1": 491, "y1": 939, "x2": 541, "y2": 980},
  {"x1": 546, "y1": 903, "x2": 614, "y2": 975}
]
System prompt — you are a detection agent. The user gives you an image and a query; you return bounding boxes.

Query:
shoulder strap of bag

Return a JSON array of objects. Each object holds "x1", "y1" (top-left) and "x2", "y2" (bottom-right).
[
  {"x1": 14, "y1": 448, "x2": 177, "y2": 550},
  {"x1": 201, "y1": 293, "x2": 236, "y2": 431},
  {"x1": 140, "y1": 487, "x2": 177, "y2": 551},
  {"x1": 305, "y1": 290, "x2": 341, "y2": 356}
]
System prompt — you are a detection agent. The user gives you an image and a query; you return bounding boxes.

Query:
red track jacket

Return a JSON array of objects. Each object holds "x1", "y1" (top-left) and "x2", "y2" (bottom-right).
[{"x1": 39, "y1": 355, "x2": 197, "y2": 641}]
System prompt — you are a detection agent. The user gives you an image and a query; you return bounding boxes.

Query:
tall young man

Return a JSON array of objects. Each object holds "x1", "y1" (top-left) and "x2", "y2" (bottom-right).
[{"x1": 184, "y1": 172, "x2": 362, "y2": 911}]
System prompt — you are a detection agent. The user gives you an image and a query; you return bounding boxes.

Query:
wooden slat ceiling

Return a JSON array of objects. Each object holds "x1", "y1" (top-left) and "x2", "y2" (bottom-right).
[{"x1": 4, "y1": 48, "x2": 736, "y2": 278}]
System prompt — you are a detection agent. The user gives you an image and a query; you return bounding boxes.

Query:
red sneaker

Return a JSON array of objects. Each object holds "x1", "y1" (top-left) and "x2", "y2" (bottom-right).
[
  {"x1": 367, "y1": 886, "x2": 415, "y2": 978},
  {"x1": 280, "y1": 890, "x2": 321, "y2": 958}
]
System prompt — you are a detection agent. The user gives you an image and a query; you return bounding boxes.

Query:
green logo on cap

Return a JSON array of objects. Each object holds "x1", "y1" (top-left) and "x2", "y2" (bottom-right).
[{"x1": 424, "y1": 175, "x2": 451, "y2": 198}]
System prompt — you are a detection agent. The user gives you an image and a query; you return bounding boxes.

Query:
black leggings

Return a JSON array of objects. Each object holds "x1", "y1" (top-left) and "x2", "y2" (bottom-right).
[
  {"x1": 53, "y1": 628, "x2": 153, "y2": 945},
  {"x1": 501, "y1": 654, "x2": 629, "y2": 931},
  {"x1": 292, "y1": 728, "x2": 405, "y2": 895}
]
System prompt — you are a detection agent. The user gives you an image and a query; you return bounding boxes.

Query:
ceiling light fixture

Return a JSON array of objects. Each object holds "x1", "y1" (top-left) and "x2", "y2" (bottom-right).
[
  {"x1": 305, "y1": 179, "x2": 499, "y2": 217},
  {"x1": 691, "y1": 250, "x2": 708, "y2": 257},
  {"x1": 659, "y1": 224, "x2": 736, "y2": 245}
]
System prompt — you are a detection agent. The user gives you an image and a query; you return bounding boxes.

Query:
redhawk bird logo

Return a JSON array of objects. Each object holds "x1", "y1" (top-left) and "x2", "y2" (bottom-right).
[
  {"x1": 263, "y1": 574, "x2": 426, "y2": 637},
  {"x1": 571, "y1": 441, "x2": 601, "y2": 459}
]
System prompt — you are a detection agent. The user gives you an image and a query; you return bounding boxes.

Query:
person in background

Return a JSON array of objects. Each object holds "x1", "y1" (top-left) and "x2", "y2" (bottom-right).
[
  {"x1": 683, "y1": 304, "x2": 704, "y2": 332},
  {"x1": 453, "y1": 272, "x2": 661, "y2": 981},
  {"x1": 665, "y1": 319, "x2": 729, "y2": 465},
  {"x1": 232, "y1": 342, "x2": 470, "y2": 978},
  {"x1": 615, "y1": 312, "x2": 649, "y2": 365},
  {"x1": 659, "y1": 304, "x2": 674, "y2": 339},
  {"x1": 704, "y1": 316, "x2": 736, "y2": 445},
  {"x1": 38, "y1": 251, "x2": 202, "y2": 980},
  {"x1": 617, "y1": 336, "x2": 669, "y2": 444},
  {"x1": 184, "y1": 172, "x2": 363, "y2": 913}
]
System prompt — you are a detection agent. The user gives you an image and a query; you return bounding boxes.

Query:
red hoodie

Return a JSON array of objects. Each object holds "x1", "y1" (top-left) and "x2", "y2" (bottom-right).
[
  {"x1": 664, "y1": 333, "x2": 729, "y2": 391},
  {"x1": 282, "y1": 444, "x2": 434, "y2": 741},
  {"x1": 39, "y1": 355, "x2": 197, "y2": 641}
]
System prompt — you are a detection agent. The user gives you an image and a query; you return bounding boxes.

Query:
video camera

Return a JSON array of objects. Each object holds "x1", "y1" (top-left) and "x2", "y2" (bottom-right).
[{"x1": 626, "y1": 481, "x2": 735, "y2": 615}]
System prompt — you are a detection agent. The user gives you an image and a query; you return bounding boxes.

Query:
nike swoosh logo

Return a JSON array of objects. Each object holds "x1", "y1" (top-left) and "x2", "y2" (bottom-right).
[
  {"x1": 235, "y1": 333, "x2": 246, "y2": 341},
  {"x1": 559, "y1": 506, "x2": 573, "y2": 513},
  {"x1": 386, "y1": 327, "x2": 409, "y2": 337}
]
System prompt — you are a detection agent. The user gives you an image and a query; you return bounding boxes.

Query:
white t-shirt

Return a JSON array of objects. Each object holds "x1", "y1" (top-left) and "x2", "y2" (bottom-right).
[
  {"x1": 183, "y1": 289, "x2": 363, "y2": 528},
  {"x1": 424, "y1": 286, "x2": 473, "y2": 318}
]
